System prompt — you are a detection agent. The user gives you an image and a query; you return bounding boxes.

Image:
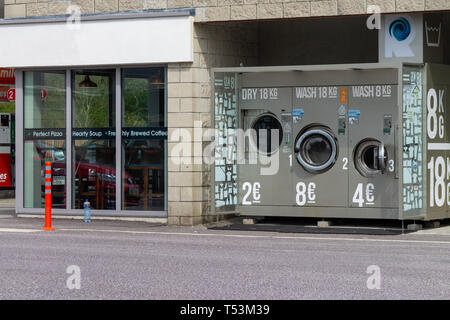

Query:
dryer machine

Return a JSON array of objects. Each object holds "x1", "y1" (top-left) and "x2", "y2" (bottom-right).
[{"x1": 238, "y1": 87, "x2": 293, "y2": 208}]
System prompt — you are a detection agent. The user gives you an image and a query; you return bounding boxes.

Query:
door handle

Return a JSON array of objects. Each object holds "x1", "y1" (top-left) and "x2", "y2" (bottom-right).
[
  {"x1": 373, "y1": 141, "x2": 386, "y2": 173},
  {"x1": 395, "y1": 124, "x2": 399, "y2": 179},
  {"x1": 378, "y1": 141, "x2": 386, "y2": 173}
]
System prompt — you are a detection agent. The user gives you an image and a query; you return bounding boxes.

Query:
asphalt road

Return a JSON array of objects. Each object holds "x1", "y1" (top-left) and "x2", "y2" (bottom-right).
[{"x1": 0, "y1": 217, "x2": 449, "y2": 300}]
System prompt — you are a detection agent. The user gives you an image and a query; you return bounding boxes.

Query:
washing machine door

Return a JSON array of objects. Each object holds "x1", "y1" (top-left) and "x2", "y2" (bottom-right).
[
  {"x1": 250, "y1": 113, "x2": 283, "y2": 154},
  {"x1": 353, "y1": 139, "x2": 388, "y2": 177},
  {"x1": 294, "y1": 126, "x2": 338, "y2": 173}
]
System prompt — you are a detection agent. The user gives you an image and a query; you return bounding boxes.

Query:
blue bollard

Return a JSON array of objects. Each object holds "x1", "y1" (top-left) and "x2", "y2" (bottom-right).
[{"x1": 83, "y1": 199, "x2": 91, "y2": 223}]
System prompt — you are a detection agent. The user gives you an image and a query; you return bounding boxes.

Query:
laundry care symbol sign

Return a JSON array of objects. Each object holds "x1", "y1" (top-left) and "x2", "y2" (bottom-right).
[{"x1": 425, "y1": 21, "x2": 442, "y2": 47}]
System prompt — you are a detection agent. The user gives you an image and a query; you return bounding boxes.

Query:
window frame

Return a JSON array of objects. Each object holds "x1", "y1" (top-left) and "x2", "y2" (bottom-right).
[{"x1": 16, "y1": 66, "x2": 168, "y2": 217}]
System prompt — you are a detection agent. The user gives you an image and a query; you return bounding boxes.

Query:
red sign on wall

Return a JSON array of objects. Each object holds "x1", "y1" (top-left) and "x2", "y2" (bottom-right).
[
  {"x1": 7, "y1": 88, "x2": 15, "y2": 102},
  {"x1": 0, "y1": 153, "x2": 11, "y2": 187},
  {"x1": 41, "y1": 88, "x2": 47, "y2": 101},
  {"x1": 0, "y1": 68, "x2": 15, "y2": 85}
]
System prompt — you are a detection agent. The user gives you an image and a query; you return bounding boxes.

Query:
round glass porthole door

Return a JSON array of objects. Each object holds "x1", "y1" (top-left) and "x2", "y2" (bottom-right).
[
  {"x1": 295, "y1": 126, "x2": 338, "y2": 173},
  {"x1": 354, "y1": 139, "x2": 387, "y2": 177},
  {"x1": 251, "y1": 113, "x2": 283, "y2": 154}
]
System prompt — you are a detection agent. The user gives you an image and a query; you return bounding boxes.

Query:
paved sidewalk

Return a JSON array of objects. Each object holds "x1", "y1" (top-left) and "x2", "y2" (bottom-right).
[
  {"x1": 0, "y1": 216, "x2": 170, "y2": 232},
  {"x1": 1, "y1": 216, "x2": 450, "y2": 242},
  {"x1": 0, "y1": 198, "x2": 15, "y2": 215},
  {"x1": 416, "y1": 224, "x2": 450, "y2": 235},
  {"x1": 0, "y1": 198, "x2": 14, "y2": 208}
]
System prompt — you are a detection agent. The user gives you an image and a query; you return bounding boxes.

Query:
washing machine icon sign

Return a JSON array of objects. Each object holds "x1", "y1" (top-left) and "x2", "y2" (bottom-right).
[
  {"x1": 348, "y1": 109, "x2": 361, "y2": 125},
  {"x1": 292, "y1": 108, "x2": 304, "y2": 124},
  {"x1": 389, "y1": 17, "x2": 412, "y2": 42}
]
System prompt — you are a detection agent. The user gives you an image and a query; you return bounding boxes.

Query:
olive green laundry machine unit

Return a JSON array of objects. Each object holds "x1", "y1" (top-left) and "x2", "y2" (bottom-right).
[{"x1": 212, "y1": 63, "x2": 450, "y2": 221}]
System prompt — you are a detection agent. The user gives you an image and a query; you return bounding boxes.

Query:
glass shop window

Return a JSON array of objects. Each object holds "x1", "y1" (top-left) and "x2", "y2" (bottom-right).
[
  {"x1": 72, "y1": 69, "x2": 116, "y2": 210},
  {"x1": 23, "y1": 71, "x2": 66, "y2": 208},
  {"x1": 121, "y1": 67, "x2": 166, "y2": 211}
]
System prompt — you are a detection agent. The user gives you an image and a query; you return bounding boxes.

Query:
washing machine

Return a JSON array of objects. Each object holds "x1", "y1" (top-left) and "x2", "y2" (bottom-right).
[
  {"x1": 291, "y1": 85, "x2": 349, "y2": 214},
  {"x1": 292, "y1": 78, "x2": 399, "y2": 218},
  {"x1": 347, "y1": 82, "x2": 399, "y2": 218}
]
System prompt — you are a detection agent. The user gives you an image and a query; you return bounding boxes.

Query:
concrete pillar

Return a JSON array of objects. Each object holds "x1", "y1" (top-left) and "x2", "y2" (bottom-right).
[{"x1": 166, "y1": 23, "x2": 258, "y2": 226}]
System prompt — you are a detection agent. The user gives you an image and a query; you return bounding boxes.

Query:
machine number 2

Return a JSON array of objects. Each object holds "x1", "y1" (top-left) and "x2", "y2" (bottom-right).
[
  {"x1": 343, "y1": 157, "x2": 348, "y2": 170},
  {"x1": 342, "y1": 158, "x2": 394, "y2": 172},
  {"x1": 295, "y1": 182, "x2": 316, "y2": 206},
  {"x1": 352, "y1": 183, "x2": 375, "y2": 207}
]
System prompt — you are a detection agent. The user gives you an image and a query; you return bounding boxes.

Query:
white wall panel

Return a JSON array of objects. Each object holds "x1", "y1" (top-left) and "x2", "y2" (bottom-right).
[{"x1": 0, "y1": 15, "x2": 193, "y2": 67}]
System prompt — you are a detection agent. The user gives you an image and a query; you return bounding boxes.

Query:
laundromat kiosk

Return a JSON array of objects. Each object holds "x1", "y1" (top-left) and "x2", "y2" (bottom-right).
[{"x1": 212, "y1": 63, "x2": 450, "y2": 221}]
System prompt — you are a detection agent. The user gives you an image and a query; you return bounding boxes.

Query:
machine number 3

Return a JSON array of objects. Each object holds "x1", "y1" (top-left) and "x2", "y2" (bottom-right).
[{"x1": 343, "y1": 157, "x2": 394, "y2": 172}]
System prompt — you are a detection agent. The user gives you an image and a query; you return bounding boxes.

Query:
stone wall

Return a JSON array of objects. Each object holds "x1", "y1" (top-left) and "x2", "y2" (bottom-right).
[{"x1": 4, "y1": 0, "x2": 450, "y2": 21}]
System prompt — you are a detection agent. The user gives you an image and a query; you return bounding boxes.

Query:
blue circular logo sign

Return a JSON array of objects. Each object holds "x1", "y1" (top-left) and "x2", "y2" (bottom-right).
[{"x1": 389, "y1": 17, "x2": 411, "y2": 41}]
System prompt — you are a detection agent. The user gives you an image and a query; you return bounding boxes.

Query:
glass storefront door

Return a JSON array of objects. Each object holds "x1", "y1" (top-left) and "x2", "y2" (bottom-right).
[
  {"x1": 122, "y1": 68, "x2": 166, "y2": 211},
  {"x1": 72, "y1": 69, "x2": 116, "y2": 210},
  {"x1": 23, "y1": 71, "x2": 66, "y2": 208}
]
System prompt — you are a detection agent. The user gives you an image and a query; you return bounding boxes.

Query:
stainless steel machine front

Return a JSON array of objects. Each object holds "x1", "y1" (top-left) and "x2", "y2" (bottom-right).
[
  {"x1": 213, "y1": 63, "x2": 450, "y2": 221},
  {"x1": 236, "y1": 66, "x2": 400, "y2": 219}
]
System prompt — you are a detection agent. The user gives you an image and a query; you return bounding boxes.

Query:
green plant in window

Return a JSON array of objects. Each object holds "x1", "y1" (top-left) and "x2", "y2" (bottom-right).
[
  {"x1": 0, "y1": 101, "x2": 15, "y2": 114},
  {"x1": 42, "y1": 72, "x2": 66, "y2": 128},
  {"x1": 123, "y1": 78, "x2": 149, "y2": 127},
  {"x1": 74, "y1": 75, "x2": 112, "y2": 128}
]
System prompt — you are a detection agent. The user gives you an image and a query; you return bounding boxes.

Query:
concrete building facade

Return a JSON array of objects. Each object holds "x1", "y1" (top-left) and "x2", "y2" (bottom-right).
[
  {"x1": 2, "y1": 0, "x2": 450, "y2": 225},
  {"x1": 4, "y1": 1, "x2": 450, "y2": 21}
]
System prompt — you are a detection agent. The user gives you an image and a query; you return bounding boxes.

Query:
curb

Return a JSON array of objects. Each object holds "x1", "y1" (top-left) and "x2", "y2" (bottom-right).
[{"x1": 16, "y1": 214, "x2": 167, "y2": 224}]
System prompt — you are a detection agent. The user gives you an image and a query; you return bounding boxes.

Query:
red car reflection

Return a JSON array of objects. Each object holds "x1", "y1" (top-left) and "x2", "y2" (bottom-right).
[{"x1": 34, "y1": 143, "x2": 140, "y2": 209}]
